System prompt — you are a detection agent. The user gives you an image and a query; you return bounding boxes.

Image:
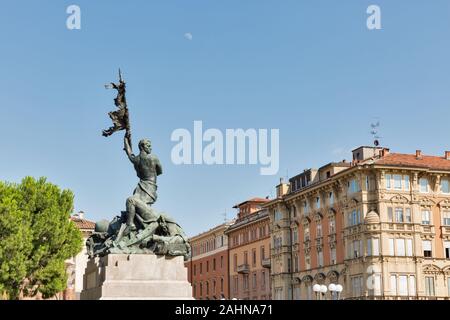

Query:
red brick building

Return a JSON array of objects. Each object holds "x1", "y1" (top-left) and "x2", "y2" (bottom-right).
[{"x1": 186, "y1": 221, "x2": 234, "y2": 300}]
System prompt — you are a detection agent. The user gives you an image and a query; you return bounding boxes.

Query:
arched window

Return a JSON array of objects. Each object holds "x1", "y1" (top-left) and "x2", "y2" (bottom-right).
[
  {"x1": 304, "y1": 225, "x2": 310, "y2": 241},
  {"x1": 316, "y1": 223, "x2": 322, "y2": 237},
  {"x1": 329, "y1": 217, "x2": 336, "y2": 234}
]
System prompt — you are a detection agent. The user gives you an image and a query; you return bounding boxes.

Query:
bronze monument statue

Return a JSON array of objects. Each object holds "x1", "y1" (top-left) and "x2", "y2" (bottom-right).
[{"x1": 87, "y1": 70, "x2": 190, "y2": 260}]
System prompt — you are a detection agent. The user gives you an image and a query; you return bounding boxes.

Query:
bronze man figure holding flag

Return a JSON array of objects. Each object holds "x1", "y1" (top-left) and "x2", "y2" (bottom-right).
[
  {"x1": 102, "y1": 70, "x2": 162, "y2": 235},
  {"x1": 88, "y1": 70, "x2": 190, "y2": 259}
]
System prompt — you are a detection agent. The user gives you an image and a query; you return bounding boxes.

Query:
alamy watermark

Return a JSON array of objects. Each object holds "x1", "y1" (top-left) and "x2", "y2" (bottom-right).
[
  {"x1": 367, "y1": 5, "x2": 382, "y2": 30},
  {"x1": 65, "y1": 5, "x2": 381, "y2": 31},
  {"x1": 66, "y1": 5, "x2": 81, "y2": 30},
  {"x1": 170, "y1": 121, "x2": 279, "y2": 176}
]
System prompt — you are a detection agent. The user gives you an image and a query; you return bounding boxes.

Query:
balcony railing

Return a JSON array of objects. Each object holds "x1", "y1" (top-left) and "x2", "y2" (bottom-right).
[
  {"x1": 421, "y1": 225, "x2": 435, "y2": 234},
  {"x1": 441, "y1": 225, "x2": 450, "y2": 235},
  {"x1": 315, "y1": 237, "x2": 323, "y2": 247},
  {"x1": 328, "y1": 233, "x2": 337, "y2": 243},
  {"x1": 261, "y1": 258, "x2": 271, "y2": 269},
  {"x1": 386, "y1": 223, "x2": 414, "y2": 231},
  {"x1": 303, "y1": 239, "x2": 311, "y2": 249},
  {"x1": 237, "y1": 264, "x2": 250, "y2": 274}
]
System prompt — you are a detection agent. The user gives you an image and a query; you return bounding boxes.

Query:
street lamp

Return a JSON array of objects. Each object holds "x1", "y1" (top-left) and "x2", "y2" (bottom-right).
[
  {"x1": 335, "y1": 285, "x2": 343, "y2": 300},
  {"x1": 313, "y1": 284, "x2": 322, "y2": 300},
  {"x1": 312, "y1": 284, "x2": 328, "y2": 300},
  {"x1": 320, "y1": 285, "x2": 328, "y2": 300},
  {"x1": 328, "y1": 283, "x2": 343, "y2": 300}
]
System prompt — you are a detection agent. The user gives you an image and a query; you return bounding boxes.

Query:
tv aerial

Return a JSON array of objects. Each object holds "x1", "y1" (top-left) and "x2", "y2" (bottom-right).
[
  {"x1": 222, "y1": 211, "x2": 227, "y2": 223},
  {"x1": 370, "y1": 120, "x2": 382, "y2": 147}
]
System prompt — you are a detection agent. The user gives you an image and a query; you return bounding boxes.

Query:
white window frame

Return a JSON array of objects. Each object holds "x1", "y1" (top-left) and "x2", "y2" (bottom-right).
[
  {"x1": 387, "y1": 207, "x2": 394, "y2": 222},
  {"x1": 422, "y1": 240, "x2": 432, "y2": 258},
  {"x1": 405, "y1": 208, "x2": 412, "y2": 223},
  {"x1": 373, "y1": 238, "x2": 380, "y2": 256},
  {"x1": 404, "y1": 175, "x2": 410, "y2": 191},
  {"x1": 398, "y1": 275, "x2": 408, "y2": 296},
  {"x1": 441, "y1": 179, "x2": 450, "y2": 194},
  {"x1": 390, "y1": 275, "x2": 397, "y2": 295},
  {"x1": 420, "y1": 178, "x2": 429, "y2": 193},
  {"x1": 406, "y1": 239, "x2": 413, "y2": 257},
  {"x1": 422, "y1": 210, "x2": 431, "y2": 225},
  {"x1": 330, "y1": 247, "x2": 337, "y2": 264},
  {"x1": 409, "y1": 276, "x2": 416, "y2": 296},
  {"x1": 425, "y1": 277, "x2": 435, "y2": 296},
  {"x1": 396, "y1": 239, "x2": 406, "y2": 256},
  {"x1": 318, "y1": 250, "x2": 324, "y2": 267},
  {"x1": 393, "y1": 174, "x2": 402, "y2": 190},
  {"x1": 443, "y1": 210, "x2": 450, "y2": 226},
  {"x1": 316, "y1": 223, "x2": 322, "y2": 237},
  {"x1": 395, "y1": 207, "x2": 404, "y2": 223},
  {"x1": 386, "y1": 174, "x2": 392, "y2": 189},
  {"x1": 389, "y1": 238, "x2": 395, "y2": 256}
]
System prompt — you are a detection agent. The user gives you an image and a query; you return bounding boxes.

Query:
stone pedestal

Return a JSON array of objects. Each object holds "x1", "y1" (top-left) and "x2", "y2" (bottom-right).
[{"x1": 80, "y1": 254, "x2": 193, "y2": 300}]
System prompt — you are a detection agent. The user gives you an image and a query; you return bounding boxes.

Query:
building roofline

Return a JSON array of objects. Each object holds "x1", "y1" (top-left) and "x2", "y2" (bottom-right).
[
  {"x1": 318, "y1": 161, "x2": 351, "y2": 171},
  {"x1": 232, "y1": 197, "x2": 270, "y2": 209},
  {"x1": 224, "y1": 209, "x2": 269, "y2": 234},
  {"x1": 265, "y1": 151, "x2": 450, "y2": 208},
  {"x1": 188, "y1": 220, "x2": 235, "y2": 241},
  {"x1": 351, "y1": 146, "x2": 384, "y2": 152}
]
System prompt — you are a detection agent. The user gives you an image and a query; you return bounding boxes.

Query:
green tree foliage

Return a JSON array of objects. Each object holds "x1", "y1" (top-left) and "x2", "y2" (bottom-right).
[{"x1": 0, "y1": 177, "x2": 83, "y2": 299}]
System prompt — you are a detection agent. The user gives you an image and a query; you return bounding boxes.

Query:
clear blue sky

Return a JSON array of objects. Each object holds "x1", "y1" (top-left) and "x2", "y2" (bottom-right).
[{"x1": 1, "y1": 1, "x2": 450, "y2": 236}]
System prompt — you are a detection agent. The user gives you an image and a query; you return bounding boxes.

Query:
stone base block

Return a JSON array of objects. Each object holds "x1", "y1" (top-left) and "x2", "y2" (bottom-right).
[{"x1": 80, "y1": 254, "x2": 193, "y2": 300}]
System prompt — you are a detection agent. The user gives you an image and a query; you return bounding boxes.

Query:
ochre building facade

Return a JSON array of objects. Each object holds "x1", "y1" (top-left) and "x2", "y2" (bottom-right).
[
  {"x1": 226, "y1": 198, "x2": 272, "y2": 300},
  {"x1": 265, "y1": 147, "x2": 450, "y2": 300}
]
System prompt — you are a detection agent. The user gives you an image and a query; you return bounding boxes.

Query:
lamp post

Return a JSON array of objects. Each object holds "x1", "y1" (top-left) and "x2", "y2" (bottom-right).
[
  {"x1": 328, "y1": 283, "x2": 336, "y2": 299},
  {"x1": 313, "y1": 284, "x2": 328, "y2": 300},
  {"x1": 328, "y1": 283, "x2": 343, "y2": 300},
  {"x1": 320, "y1": 285, "x2": 328, "y2": 299},
  {"x1": 313, "y1": 284, "x2": 322, "y2": 300}
]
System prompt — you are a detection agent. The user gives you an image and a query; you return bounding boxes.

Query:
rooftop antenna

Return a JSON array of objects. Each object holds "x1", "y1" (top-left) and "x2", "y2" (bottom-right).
[
  {"x1": 222, "y1": 210, "x2": 227, "y2": 223},
  {"x1": 370, "y1": 120, "x2": 382, "y2": 147},
  {"x1": 370, "y1": 119, "x2": 383, "y2": 158}
]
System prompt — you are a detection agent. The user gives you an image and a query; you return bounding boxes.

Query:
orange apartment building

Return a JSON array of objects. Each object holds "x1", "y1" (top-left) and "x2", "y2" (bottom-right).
[
  {"x1": 186, "y1": 221, "x2": 234, "y2": 300},
  {"x1": 225, "y1": 198, "x2": 272, "y2": 300}
]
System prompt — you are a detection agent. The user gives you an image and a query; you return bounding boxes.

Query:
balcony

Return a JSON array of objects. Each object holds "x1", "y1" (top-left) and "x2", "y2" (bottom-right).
[
  {"x1": 441, "y1": 225, "x2": 450, "y2": 235},
  {"x1": 315, "y1": 237, "x2": 323, "y2": 247},
  {"x1": 421, "y1": 225, "x2": 435, "y2": 234},
  {"x1": 328, "y1": 233, "x2": 337, "y2": 243},
  {"x1": 386, "y1": 223, "x2": 414, "y2": 232},
  {"x1": 261, "y1": 258, "x2": 271, "y2": 269},
  {"x1": 237, "y1": 264, "x2": 250, "y2": 274},
  {"x1": 303, "y1": 239, "x2": 311, "y2": 249}
]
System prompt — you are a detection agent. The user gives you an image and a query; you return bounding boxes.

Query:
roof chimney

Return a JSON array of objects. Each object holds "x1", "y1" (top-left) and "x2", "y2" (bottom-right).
[
  {"x1": 416, "y1": 150, "x2": 422, "y2": 159},
  {"x1": 276, "y1": 178, "x2": 289, "y2": 198},
  {"x1": 77, "y1": 211, "x2": 85, "y2": 219},
  {"x1": 445, "y1": 151, "x2": 450, "y2": 160},
  {"x1": 380, "y1": 148, "x2": 390, "y2": 157}
]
